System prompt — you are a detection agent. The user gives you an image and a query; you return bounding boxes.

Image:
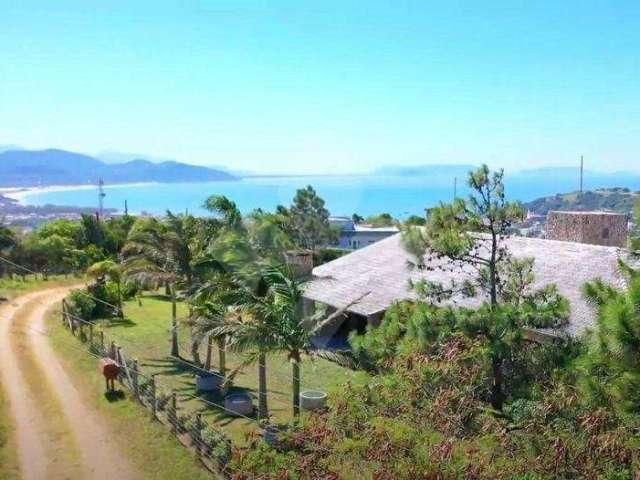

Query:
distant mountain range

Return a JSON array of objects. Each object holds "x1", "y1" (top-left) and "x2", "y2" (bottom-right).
[
  {"x1": 373, "y1": 164, "x2": 640, "y2": 180},
  {"x1": 0, "y1": 149, "x2": 237, "y2": 187},
  {"x1": 372, "y1": 164, "x2": 477, "y2": 177}
]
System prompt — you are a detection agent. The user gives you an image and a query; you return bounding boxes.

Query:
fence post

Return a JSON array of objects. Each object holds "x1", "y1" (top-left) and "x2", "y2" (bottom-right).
[
  {"x1": 99, "y1": 330, "x2": 105, "y2": 354},
  {"x1": 132, "y1": 358, "x2": 139, "y2": 401},
  {"x1": 61, "y1": 299, "x2": 66, "y2": 325},
  {"x1": 195, "y1": 413, "x2": 202, "y2": 458},
  {"x1": 171, "y1": 392, "x2": 177, "y2": 435},
  {"x1": 88, "y1": 323, "x2": 94, "y2": 346},
  {"x1": 110, "y1": 341, "x2": 117, "y2": 360},
  {"x1": 150, "y1": 377, "x2": 157, "y2": 420}
]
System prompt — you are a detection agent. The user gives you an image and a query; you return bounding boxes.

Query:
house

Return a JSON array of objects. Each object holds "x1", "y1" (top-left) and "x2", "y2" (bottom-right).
[
  {"x1": 329, "y1": 217, "x2": 399, "y2": 250},
  {"x1": 303, "y1": 232, "x2": 627, "y2": 347}
]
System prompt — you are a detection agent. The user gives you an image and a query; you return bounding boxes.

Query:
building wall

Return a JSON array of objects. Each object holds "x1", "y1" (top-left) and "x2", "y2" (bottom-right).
[
  {"x1": 546, "y1": 211, "x2": 628, "y2": 247},
  {"x1": 338, "y1": 230, "x2": 398, "y2": 249}
]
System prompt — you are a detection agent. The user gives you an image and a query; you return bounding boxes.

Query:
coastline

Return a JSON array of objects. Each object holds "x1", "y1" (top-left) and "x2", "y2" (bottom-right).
[{"x1": 0, "y1": 182, "x2": 159, "y2": 205}]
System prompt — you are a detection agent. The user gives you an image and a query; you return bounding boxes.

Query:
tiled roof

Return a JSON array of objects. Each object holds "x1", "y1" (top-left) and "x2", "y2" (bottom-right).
[{"x1": 304, "y1": 233, "x2": 626, "y2": 337}]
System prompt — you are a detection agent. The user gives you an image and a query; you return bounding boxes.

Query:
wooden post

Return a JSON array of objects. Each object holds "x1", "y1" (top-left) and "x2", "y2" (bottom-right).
[
  {"x1": 61, "y1": 299, "x2": 66, "y2": 325},
  {"x1": 170, "y1": 285, "x2": 179, "y2": 357},
  {"x1": 150, "y1": 377, "x2": 157, "y2": 420},
  {"x1": 99, "y1": 330, "x2": 105, "y2": 354},
  {"x1": 132, "y1": 358, "x2": 139, "y2": 402},
  {"x1": 110, "y1": 341, "x2": 117, "y2": 361},
  {"x1": 171, "y1": 392, "x2": 177, "y2": 434},
  {"x1": 205, "y1": 335, "x2": 213, "y2": 371},
  {"x1": 88, "y1": 323, "x2": 94, "y2": 346},
  {"x1": 195, "y1": 413, "x2": 202, "y2": 457}
]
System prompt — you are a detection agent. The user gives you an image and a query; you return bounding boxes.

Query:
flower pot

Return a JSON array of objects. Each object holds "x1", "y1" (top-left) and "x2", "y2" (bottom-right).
[
  {"x1": 300, "y1": 390, "x2": 327, "y2": 411},
  {"x1": 224, "y1": 393, "x2": 253, "y2": 417},
  {"x1": 196, "y1": 374, "x2": 223, "y2": 392}
]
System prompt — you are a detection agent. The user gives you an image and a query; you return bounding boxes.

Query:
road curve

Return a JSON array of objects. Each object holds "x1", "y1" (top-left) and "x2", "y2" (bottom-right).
[{"x1": 0, "y1": 286, "x2": 139, "y2": 480}]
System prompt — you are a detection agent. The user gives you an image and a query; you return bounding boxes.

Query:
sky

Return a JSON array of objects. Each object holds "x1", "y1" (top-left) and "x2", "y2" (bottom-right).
[{"x1": 1, "y1": 1, "x2": 639, "y2": 174}]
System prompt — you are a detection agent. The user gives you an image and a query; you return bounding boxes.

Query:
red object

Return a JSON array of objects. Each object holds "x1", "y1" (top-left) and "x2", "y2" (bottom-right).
[{"x1": 99, "y1": 358, "x2": 120, "y2": 380}]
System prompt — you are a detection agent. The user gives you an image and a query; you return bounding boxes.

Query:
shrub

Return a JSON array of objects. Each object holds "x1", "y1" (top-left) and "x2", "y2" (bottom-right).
[
  {"x1": 67, "y1": 289, "x2": 96, "y2": 319},
  {"x1": 201, "y1": 426, "x2": 232, "y2": 465}
]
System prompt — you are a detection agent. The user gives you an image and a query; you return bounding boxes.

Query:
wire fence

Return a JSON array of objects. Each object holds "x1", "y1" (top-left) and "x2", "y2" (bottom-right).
[{"x1": 59, "y1": 299, "x2": 243, "y2": 478}]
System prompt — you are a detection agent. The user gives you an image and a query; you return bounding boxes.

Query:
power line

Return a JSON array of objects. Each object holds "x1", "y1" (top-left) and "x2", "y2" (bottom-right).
[{"x1": 0, "y1": 254, "x2": 335, "y2": 393}]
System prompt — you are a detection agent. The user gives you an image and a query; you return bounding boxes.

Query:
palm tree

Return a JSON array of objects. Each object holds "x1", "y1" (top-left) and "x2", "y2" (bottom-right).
[
  {"x1": 121, "y1": 214, "x2": 198, "y2": 358},
  {"x1": 86, "y1": 259, "x2": 124, "y2": 315},
  {"x1": 190, "y1": 274, "x2": 241, "y2": 376},
  {"x1": 259, "y1": 267, "x2": 363, "y2": 417},
  {"x1": 579, "y1": 261, "x2": 640, "y2": 413},
  {"x1": 194, "y1": 195, "x2": 300, "y2": 420}
]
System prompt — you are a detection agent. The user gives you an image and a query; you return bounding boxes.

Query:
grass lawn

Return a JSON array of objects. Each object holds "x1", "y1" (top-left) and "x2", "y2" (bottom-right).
[
  {"x1": 47, "y1": 308, "x2": 213, "y2": 480},
  {"x1": 0, "y1": 275, "x2": 81, "y2": 480},
  {"x1": 84, "y1": 292, "x2": 369, "y2": 445}
]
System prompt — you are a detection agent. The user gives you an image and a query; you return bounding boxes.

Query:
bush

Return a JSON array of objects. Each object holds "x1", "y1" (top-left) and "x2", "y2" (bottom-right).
[
  {"x1": 201, "y1": 426, "x2": 232, "y2": 465},
  {"x1": 313, "y1": 247, "x2": 350, "y2": 266},
  {"x1": 86, "y1": 279, "x2": 119, "y2": 318},
  {"x1": 67, "y1": 289, "x2": 96, "y2": 319},
  {"x1": 121, "y1": 280, "x2": 139, "y2": 300}
]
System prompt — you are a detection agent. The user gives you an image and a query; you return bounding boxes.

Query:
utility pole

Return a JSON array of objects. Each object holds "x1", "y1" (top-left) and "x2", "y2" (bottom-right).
[
  {"x1": 579, "y1": 156, "x2": 584, "y2": 195},
  {"x1": 453, "y1": 176, "x2": 457, "y2": 200},
  {"x1": 124, "y1": 199, "x2": 129, "y2": 216},
  {"x1": 98, "y1": 178, "x2": 106, "y2": 219}
]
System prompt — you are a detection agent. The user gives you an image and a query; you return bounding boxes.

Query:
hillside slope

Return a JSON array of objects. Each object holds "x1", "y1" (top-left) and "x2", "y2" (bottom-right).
[
  {"x1": 525, "y1": 188, "x2": 639, "y2": 215},
  {"x1": 0, "y1": 149, "x2": 237, "y2": 187}
]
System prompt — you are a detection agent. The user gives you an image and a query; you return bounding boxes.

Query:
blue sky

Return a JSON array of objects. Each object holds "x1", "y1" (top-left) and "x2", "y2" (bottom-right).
[{"x1": 1, "y1": 1, "x2": 639, "y2": 174}]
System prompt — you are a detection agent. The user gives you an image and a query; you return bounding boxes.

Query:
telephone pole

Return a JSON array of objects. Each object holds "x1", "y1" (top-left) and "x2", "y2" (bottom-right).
[
  {"x1": 98, "y1": 178, "x2": 106, "y2": 219},
  {"x1": 453, "y1": 176, "x2": 457, "y2": 200},
  {"x1": 579, "y1": 156, "x2": 584, "y2": 194}
]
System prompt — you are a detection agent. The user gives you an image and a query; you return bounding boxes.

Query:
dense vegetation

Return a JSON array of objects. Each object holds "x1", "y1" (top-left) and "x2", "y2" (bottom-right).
[
  {"x1": 230, "y1": 169, "x2": 640, "y2": 478},
  {"x1": 525, "y1": 187, "x2": 639, "y2": 215},
  {"x1": 2, "y1": 173, "x2": 640, "y2": 478}
]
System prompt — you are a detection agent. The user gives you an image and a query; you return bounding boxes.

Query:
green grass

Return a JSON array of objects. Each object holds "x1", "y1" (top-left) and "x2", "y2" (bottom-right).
[
  {"x1": 0, "y1": 274, "x2": 79, "y2": 480},
  {"x1": 89, "y1": 293, "x2": 369, "y2": 444},
  {"x1": 47, "y1": 308, "x2": 213, "y2": 480}
]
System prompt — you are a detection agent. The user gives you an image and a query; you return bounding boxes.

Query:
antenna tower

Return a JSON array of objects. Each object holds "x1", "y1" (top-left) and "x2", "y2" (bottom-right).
[{"x1": 98, "y1": 178, "x2": 106, "y2": 218}]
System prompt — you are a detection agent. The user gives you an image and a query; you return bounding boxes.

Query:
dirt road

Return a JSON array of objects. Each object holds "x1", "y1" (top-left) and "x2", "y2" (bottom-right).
[{"x1": 0, "y1": 286, "x2": 140, "y2": 480}]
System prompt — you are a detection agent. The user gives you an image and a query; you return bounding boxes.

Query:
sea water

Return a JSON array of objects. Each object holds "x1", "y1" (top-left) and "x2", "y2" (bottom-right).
[{"x1": 18, "y1": 173, "x2": 640, "y2": 218}]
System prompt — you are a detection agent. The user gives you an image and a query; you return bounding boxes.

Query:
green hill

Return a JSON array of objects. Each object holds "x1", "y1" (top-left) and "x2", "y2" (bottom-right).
[{"x1": 525, "y1": 187, "x2": 640, "y2": 215}]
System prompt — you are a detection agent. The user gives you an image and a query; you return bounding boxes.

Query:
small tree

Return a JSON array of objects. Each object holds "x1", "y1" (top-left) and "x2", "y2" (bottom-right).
[
  {"x1": 402, "y1": 165, "x2": 569, "y2": 409},
  {"x1": 87, "y1": 260, "x2": 124, "y2": 315},
  {"x1": 579, "y1": 262, "x2": 640, "y2": 414},
  {"x1": 630, "y1": 198, "x2": 640, "y2": 254},
  {"x1": 0, "y1": 224, "x2": 15, "y2": 277},
  {"x1": 288, "y1": 185, "x2": 332, "y2": 250}
]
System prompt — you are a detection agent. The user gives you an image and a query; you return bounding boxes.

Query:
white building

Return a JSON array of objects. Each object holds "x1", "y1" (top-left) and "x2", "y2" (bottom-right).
[{"x1": 329, "y1": 217, "x2": 399, "y2": 249}]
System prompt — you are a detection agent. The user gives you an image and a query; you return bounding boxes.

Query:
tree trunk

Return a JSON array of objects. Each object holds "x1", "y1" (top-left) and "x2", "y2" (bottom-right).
[
  {"x1": 490, "y1": 356, "x2": 505, "y2": 410},
  {"x1": 205, "y1": 336, "x2": 213, "y2": 371},
  {"x1": 170, "y1": 285, "x2": 179, "y2": 357},
  {"x1": 489, "y1": 231, "x2": 498, "y2": 307},
  {"x1": 218, "y1": 337, "x2": 226, "y2": 377},
  {"x1": 258, "y1": 352, "x2": 268, "y2": 421},
  {"x1": 116, "y1": 281, "x2": 123, "y2": 317},
  {"x1": 190, "y1": 326, "x2": 201, "y2": 366},
  {"x1": 292, "y1": 360, "x2": 300, "y2": 418}
]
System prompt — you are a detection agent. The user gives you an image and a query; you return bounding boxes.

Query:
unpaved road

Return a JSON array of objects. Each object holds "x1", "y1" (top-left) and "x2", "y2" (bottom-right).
[{"x1": 0, "y1": 287, "x2": 139, "y2": 480}]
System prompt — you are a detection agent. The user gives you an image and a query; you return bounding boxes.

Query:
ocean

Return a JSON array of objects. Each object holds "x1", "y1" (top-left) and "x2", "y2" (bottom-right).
[{"x1": 17, "y1": 173, "x2": 640, "y2": 219}]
